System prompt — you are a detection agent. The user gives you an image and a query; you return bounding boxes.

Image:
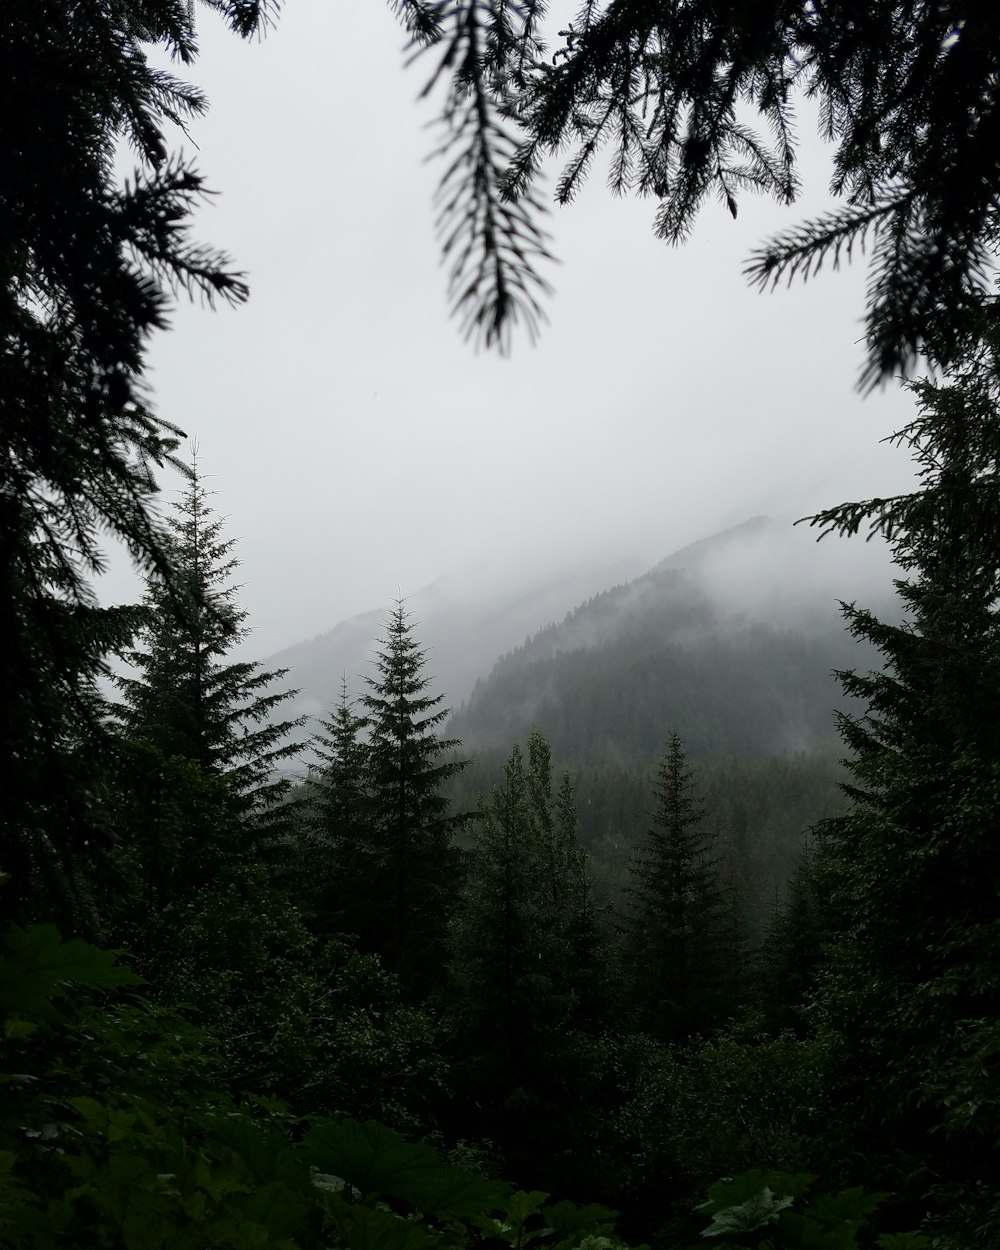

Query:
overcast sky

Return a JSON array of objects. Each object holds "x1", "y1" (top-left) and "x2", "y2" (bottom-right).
[{"x1": 113, "y1": 2, "x2": 920, "y2": 657}]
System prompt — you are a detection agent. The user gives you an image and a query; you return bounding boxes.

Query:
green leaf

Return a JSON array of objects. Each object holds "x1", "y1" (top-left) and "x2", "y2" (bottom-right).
[
  {"x1": 701, "y1": 1188, "x2": 794, "y2": 1238},
  {"x1": 0, "y1": 925, "x2": 141, "y2": 1014},
  {"x1": 776, "y1": 1211, "x2": 854, "y2": 1249},
  {"x1": 505, "y1": 1191, "x2": 551, "y2": 1223},
  {"x1": 202, "y1": 1113, "x2": 305, "y2": 1190},
  {"x1": 68, "y1": 1095, "x2": 107, "y2": 1128},
  {"x1": 324, "y1": 1199, "x2": 443, "y2": 1250},
  {"x1": 3, "y1": 1017, "x2": 37, "y2": 1040},
  {"x1": 810, "y1": 1187, "x2": 888, "y2": 1232},
  {"x1": 235, "y1": 1180, "x2": 309, "y2": 1240},
  {"x1": 698, "y1": 1171, "x2": 816, "y2": 1214},
  {"x1": 542, "y1": 1200, "x2": 620, "y2": 1236},
  {"x1": 304, "y1": 1119, "x2": 507, "y2": 1218}
]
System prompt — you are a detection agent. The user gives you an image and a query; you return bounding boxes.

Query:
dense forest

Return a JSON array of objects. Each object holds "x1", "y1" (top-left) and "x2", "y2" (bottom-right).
[
  {"x1": 4, "y1": 4, "x2": 1000, "y2": 1250},
  {"x1": 449, "y1": 565, "x2": 874, "y2": 763}
]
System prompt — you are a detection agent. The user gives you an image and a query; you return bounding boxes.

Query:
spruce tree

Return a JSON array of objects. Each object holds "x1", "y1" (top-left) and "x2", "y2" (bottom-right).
[
  {"x1": 302, "y1": 677, "x2": 373, "y2": 938},
  {"x1": 552, "y1": 768, "x2": 606, "y2": 1028},
  {"x1": 755, "y1": 849, "x2": 833, "y2": 1033},
  {"x1": 525, "y1": 732, "x2": 603, "y2": 1022},
  {"x1": 114, "y1": 455, "x2": 303, "y2": 827},
  {"x1": 453, "y1": 742, "x2": 539, "y2": 1079},
  {"x1": 359, "y1": 600, "x2": 466, "y2": 994},
  {"x1": 622, "y1": 732, "x2": 736, "y2": 1041},
  {"x1": 804, "y1": 343, "x2": 1000, "y2": 1239},
  {"x1": 451, "y1": 730, "x2": 605, "y2": 1188},
  {"x1": 456, "y1": 731, "x2": 600, "y2": 1053},
  {"x1": 2, "y1": 1, "x2": 271, "y2": 920}
]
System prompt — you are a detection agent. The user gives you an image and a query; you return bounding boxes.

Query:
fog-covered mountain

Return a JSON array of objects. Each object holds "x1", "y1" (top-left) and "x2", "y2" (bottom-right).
[
  {"x1": 266, "y1": 515, "x2": 896, "y2": 770},
  {"x1": 448, "y1": 516, "x2": 896, "y2": 765},
  {"x1": 263, "y1": 553, "x2": 647, "y2": 725}
]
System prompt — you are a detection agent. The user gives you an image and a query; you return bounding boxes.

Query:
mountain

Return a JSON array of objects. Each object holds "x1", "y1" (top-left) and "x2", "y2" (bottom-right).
[
  {"x1": 263, "y1": 515, "x2": 895, "y2": 772},
  {"x1": 262, "y1": 552, "x2": 648, "y2": 729},
  {"x1": 447, "y1": 516, "x2": 896, "y2": 766}
]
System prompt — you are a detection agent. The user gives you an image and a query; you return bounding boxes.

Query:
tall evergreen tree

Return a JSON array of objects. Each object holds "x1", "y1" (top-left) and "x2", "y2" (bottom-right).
[
  {"x1": 524, "y1": 733, "x2": 604, "y2": 1023},
  {"x1": 755, "y1": 849, "x2": 833, "y2": 1033},
  {"x1": 359, "y1": 600, "x2": 466, "y2": 994},
  {"x1": 2, "y1": 1, "x2": 271, "y2": 922},
  {"x1": 622, "y1": 733, "x2": 738, "y2": 1041},
  {"x1": 552, "y1": 768, "x2": 606, "y2": 1028},
  {"x1": 450, "y1": 730, "x2": 605, "y2": 1189},
  {"x1": 804, "y1": 343, "x2": 1000, "y2": 1240},
  {"x1": 453, "y1": 742, "x2": 540, "y2": 1082},
  {"x1": 455, "y1": 730, "x2": 600, "y2": 1055},
  {"x1": 114, "y1": 455, "x2": 303, "y2": 824},
  {"x1": 302, "y1": 677, "x2": 373, "y2": 938}
]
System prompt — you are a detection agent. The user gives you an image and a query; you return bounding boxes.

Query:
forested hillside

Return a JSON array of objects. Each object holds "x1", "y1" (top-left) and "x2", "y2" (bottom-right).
[
  {"x1": 449, "y1": 750, "x2": 846, "y2": 930},
  {"x1": 264, "y1": 553, "x2": 645, "y2": 723},
  {"x1": 6, "y1": 5, "x2": 1000, "y2": 1250},
  {"x1": 451, "y1": 519, "x2": 889, "y2": 764}
]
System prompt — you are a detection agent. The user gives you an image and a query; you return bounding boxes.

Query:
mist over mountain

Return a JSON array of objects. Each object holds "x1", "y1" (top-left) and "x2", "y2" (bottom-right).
[
  {"x1": 266, "y1": 515, "x2": 897, "y2": 771},
  {"x1": 264, "y1": 552, "x2": 648, "y2": 726},
  {"x1": 448, "y1": 516, "x2": 897, "y2": 765}
]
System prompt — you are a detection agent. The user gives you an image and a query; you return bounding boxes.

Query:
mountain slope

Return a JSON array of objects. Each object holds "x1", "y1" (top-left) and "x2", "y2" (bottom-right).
[
  {"x1": 449, "y1": 517, "x2": 893, "y2": 765},
  {"x1": 263, "y1": 553, "x2": 647, "y2": 726}
]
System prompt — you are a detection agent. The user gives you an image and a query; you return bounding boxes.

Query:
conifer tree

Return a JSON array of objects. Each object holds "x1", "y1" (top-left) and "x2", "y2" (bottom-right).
[
  {"x1": 552, "y1": 768, "x2": 606, "y2": 1028},
  {"x1": 454, "y1": 731, "x2": 602, "y2": 1067},
  {"x1": 451, "y1": 730, "x2": 605, "y2": 1189},
  {"x1": 525, "y1": 736, "x2": 604, "y2": 1022},
  {"x1": 2, "y1": 1, "x2": 271, "y2": 921},
  {"x1": 359, "y1": 600, "x2": 466, "y2": 994},
  {"x1": 114, "y1": 455, "x2": 303, "y2": 825},
  {"x1": 622, "y1": 733, "x2": 736, "y2": 1041},
  {"x1": 453, "y1": 742, "x2": 539, "y2": 1076},
  {"x1": 804, "y1": 343, "x2": 1000, "y2": 1239},
  {"x1": 302, "y1": 677, "x2": 373, "y2": 938},
  {"x1": 755, "y1": 849, "x2": 832, "y2": 1032}
]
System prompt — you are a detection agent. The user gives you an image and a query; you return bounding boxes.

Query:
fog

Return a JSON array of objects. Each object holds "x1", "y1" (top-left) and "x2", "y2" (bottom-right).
[
  {"x1": 687, "y1": 516, "x2": 900, "y2": 627},
  {"x1": 100, "y1": 2, "x2": 921, "y2": 660},
  {"x1": 266, "y1": 512, "x2": 904, "y2": 764}
]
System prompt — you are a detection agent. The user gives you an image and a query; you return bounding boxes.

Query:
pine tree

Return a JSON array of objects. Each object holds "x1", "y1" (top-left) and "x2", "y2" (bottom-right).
[
  {"x1": 803, "y1": 343, "x2": 1000, "y2": 1239},
  {"x1": 453, "y1": 743, "x2": 540, "y2": 1078},
  {"x1": 302, "y1": 677, "x2": 374, "y2": 938},
  {"x1": 359, "y1": 599, "x2": 466, "y2": 994},
  {"x1": 114, "y1": 455, "x2": 303, "y2": 827},
  {"x1": 451, "y1": 730, "x2": 606, "y2": 1190},
  {"x1": 622, "y1": 733, "x2": 736, "y2": 1041},
  {"x1": 2, "y1": 1, "x2": 270, "y2": 921}
]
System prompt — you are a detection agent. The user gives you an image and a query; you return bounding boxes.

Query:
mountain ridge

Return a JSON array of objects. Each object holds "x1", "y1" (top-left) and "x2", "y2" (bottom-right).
[{"x1": 264, "y1": 515, "x2": 895, "y2": 769}]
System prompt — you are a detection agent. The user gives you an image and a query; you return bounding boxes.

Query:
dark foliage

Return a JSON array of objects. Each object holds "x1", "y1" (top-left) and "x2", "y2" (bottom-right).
[
  {"x1": 114, "y1": 456, "x2": 303, "y2": 819},
  {"x1": 312, "y1": 601, "x2": 467, "y2": 994},
  {"x1": 804, "y1": 340, "x2": 1000, "y2": 1242},
  {"x1": 621, "y1": 733, "x2": 740, "y2": 1041},
  {"x1": 395, "y1": 1, "x2": 1000, "y2": 385},
  {"x1": 0, "y1": 0, "x2": 271, "y2": 923}
]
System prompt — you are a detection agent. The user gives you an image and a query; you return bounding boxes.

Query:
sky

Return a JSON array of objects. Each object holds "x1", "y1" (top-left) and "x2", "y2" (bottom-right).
[{"x1": 111, "y1": 1, "x2": 921, "y2": 658}]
